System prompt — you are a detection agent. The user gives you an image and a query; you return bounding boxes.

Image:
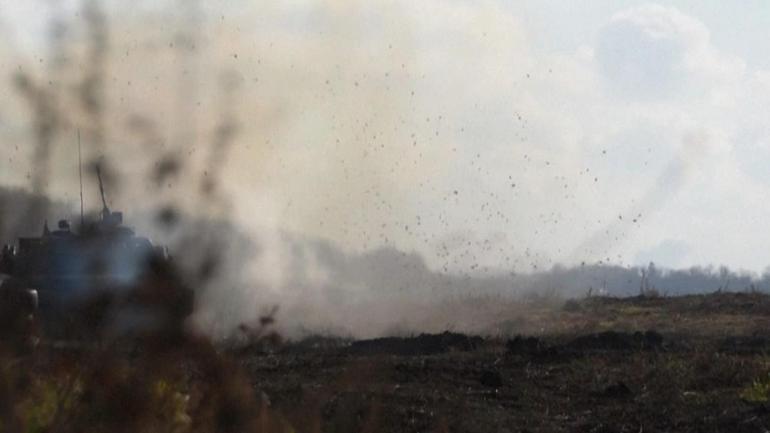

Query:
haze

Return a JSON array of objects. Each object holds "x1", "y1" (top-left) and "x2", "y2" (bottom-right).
[{"x1": 2, "y1": 0, "x2": 770, "y2": 278}]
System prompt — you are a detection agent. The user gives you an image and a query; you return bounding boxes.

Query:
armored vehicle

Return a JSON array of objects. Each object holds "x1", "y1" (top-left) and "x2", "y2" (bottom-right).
[{"x1": 0, "y1": 167, "x2": 174, "y2": 337}]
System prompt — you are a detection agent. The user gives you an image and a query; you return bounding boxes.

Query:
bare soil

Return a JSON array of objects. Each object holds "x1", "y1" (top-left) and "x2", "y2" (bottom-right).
[{"x1": 237, "y1": 292, "x2": 770, "y2": 432}]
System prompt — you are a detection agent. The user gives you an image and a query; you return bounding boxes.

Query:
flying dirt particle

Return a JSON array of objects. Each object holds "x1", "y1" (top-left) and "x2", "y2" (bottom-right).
[
  {"x1": 153, "y1": 155, "x2": 181, "y2": 186},
  {"x1": 156, "y1": 206, "x2": 179, "y2": 229}
]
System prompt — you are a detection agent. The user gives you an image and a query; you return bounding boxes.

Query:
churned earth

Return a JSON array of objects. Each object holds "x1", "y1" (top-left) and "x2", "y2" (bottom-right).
[{"x1": 238, "y1": 292, "x2": 770, "y2": 433}]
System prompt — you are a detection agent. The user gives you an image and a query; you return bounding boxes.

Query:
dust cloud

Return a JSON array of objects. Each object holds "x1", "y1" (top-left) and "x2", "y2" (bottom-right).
[{"x1": 0, "y1": 2, "x2": 761, "y2": 338}]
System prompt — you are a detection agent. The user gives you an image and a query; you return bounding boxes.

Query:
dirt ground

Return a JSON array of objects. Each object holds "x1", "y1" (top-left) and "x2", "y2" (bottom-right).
[{"x1": 236, "y1": 292, "x2": 770, "y2": 433}]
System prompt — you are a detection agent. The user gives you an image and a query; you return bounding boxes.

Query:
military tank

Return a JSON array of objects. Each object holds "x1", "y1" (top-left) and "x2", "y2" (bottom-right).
[{"x1": 0, "y1": 167, "x2": 178, "y2": 338}]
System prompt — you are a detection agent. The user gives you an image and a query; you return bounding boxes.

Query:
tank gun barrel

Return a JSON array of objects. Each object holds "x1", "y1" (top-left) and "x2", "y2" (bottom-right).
[{"x1": 96, "y1": 165, "x2": 110, "y2": 219}]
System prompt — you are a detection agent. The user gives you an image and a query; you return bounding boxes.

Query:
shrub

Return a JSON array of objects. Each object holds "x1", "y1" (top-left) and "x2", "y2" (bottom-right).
[{"x1": 740, "y1": 373, "x2": 770, "y2": 403}]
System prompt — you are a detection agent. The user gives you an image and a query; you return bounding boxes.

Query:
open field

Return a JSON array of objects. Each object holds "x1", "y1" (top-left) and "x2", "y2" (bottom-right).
[
  {"x1": 7, "y1": 291, "x2": 770, "y2": 432},
  {"x1": 239, "y1": 292, "x2": 770, "y2": 433}
]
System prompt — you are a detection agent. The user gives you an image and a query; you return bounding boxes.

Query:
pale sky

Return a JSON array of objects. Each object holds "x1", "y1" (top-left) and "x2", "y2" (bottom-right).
[{"x1": 2, "y1": 1, "x2": 770, "y2": 274}]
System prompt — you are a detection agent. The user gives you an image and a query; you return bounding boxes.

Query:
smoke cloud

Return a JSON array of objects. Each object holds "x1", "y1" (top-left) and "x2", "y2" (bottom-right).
[{"x1": 3, "y1": 2, "x2": 770, "y2": 337}]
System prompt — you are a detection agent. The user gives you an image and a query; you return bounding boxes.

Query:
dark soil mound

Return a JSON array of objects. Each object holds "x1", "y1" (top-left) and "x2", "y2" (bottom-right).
[
  {"x1": 349, "y1": 331, "x2": 484, "y2": 356},
  {"x1": 719, "y1": 336, "x2": 770, "y2": 354},
  {"x1": 506, "y1": 336, "x2": 548, "y2": 355},
  {"x1": 478, "y1": 369, "x2": 503, "y2": 388},
  {"x1": 507, "y1": 331, "x2": 664, "y2": 362},
  {"x1": 593, "y1": 381, "x2": 633, "y2": 399},
  {"x1": 566, "y1": 330, "x2": 663, "y2": 352}
]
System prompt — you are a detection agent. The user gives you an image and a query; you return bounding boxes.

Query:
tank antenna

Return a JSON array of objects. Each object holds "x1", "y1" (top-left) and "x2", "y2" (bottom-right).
[{"x1": 78, "y1": 130, "x2": 84, "y2": 228}]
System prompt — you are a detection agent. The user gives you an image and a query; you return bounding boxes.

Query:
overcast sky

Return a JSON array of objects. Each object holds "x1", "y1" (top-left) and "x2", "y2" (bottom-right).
[{"x1": 2, "y1": 1, "x2": 770, "y2": 274}]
